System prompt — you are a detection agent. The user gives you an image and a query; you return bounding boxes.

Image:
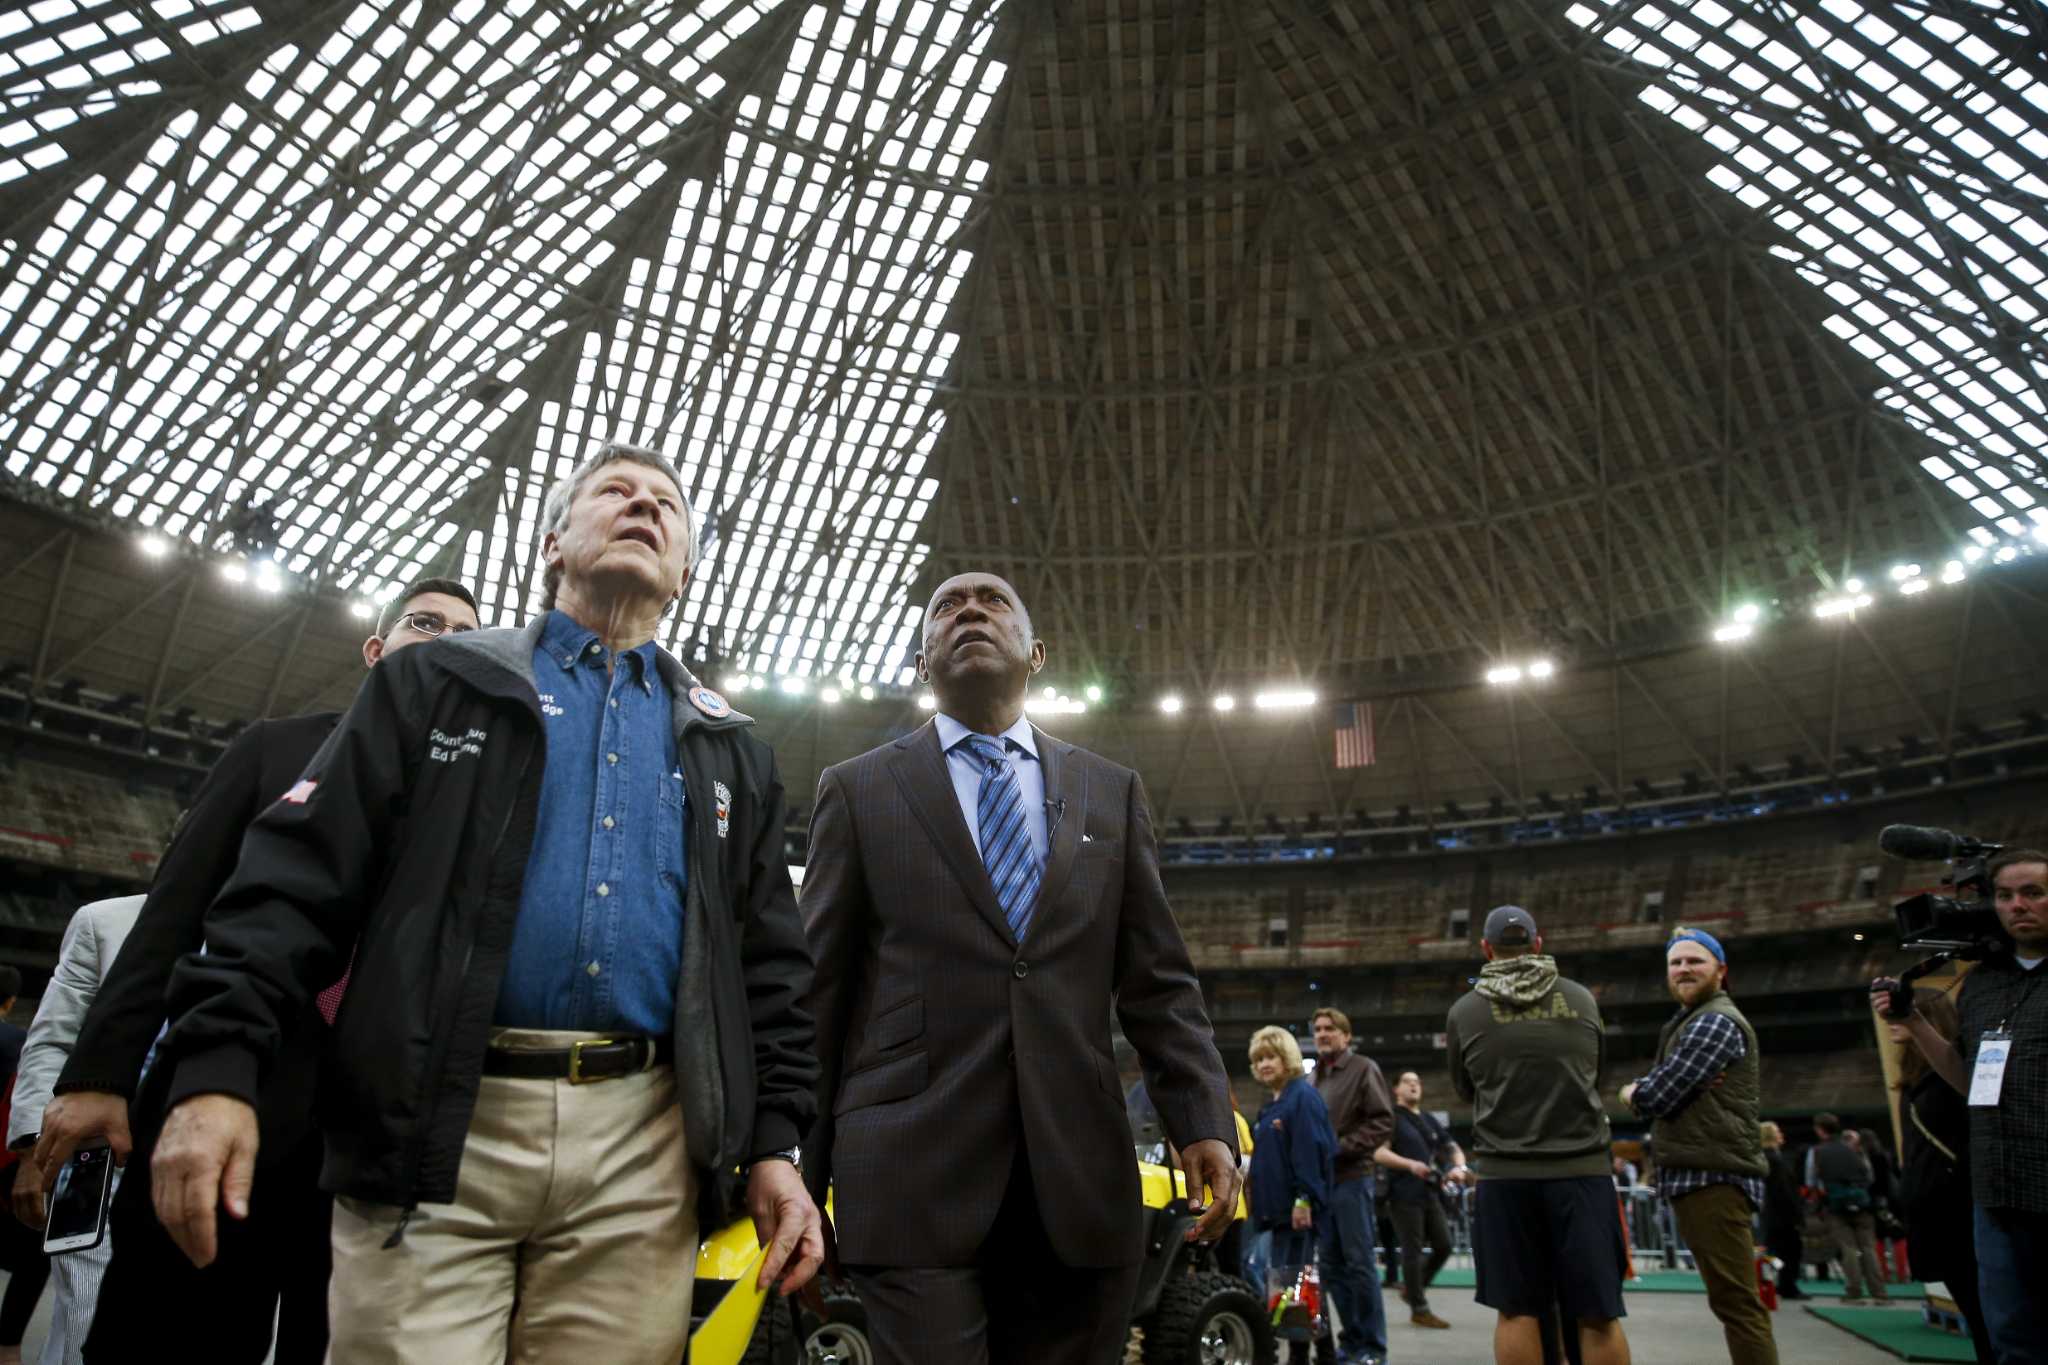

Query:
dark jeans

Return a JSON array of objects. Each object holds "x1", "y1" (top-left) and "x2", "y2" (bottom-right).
[
  {"x1": 1763, "y1": 1220, "x2": 1802, "y2": 1297},
  {"x1": 1388, "y1": 1196, "x2": 1451, "y2": 1312},
  {"x1": 0, "y1": 1165, "x2": 49, "y2": 1346},
  {"x1": 1317, "y1": 1177, "x2": 1388, "y2": 1359},
  {"x1": 1974, "y1": 1205, "x2": 2048, "y2": 1365}
]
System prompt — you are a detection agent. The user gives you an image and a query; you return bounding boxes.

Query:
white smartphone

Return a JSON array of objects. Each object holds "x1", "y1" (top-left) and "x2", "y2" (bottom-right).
[{"x1": 42, "y1": 1145, "x2": 114, "y2": 1255}]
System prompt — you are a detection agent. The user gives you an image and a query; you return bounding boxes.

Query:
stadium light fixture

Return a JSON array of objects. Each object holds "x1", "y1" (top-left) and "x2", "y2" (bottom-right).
[
  {"x1": 858, "y1": 685, "x2": 876, "y2": 702},
  {"x1": 1995, "y1": 547, "x2": 2019, "y2": 563},
  {"x1": 1084, "y1": 684, "x2": 1103, "y2": 703},
  {"x1": 1844, "y1": 577, "x2": 1866, "y2": 593},
  {"x1": 1252, "y1": 689, "x2": 1317, "y2": 710},
  {"x1": 1941, "y1": 561, "x2": 1966, "y2": 585},
  {"x1": 1041, "y1": 685, "x2": 1056, "y2": 700},
  {"x1": 220, "y1": 561, "x2": 249, "y2": 584},
  {"x1": 1025, "y1": 695, "x2": 1087, "y2": 716},
  {"x1": 1713, "y1": 622, "x2": 1753, "y2": 644},
  {"x1": 253, "y1": 562, "x2": 284, "y2": 594},
  {"x1": 1213, "y1": 694, "x2": 1237, "y2": 711},
  {"x1": 1159, "y1": 695, "x2": 1184, "y2": 714},
  {"x1": 139, "y1": 535, "x2": 169, "y2": 558},
  {"x1": 1889, "y1": 563, "x2": 1921, "y2": 582},
  {"x1": 1527, "y1": 659, "x2": 1555, "y2": 680},
  {"x1": 725, "y1": 676, "x2": 748, "y2": 693},
  {"x1": 820, "y1": 687, "x2": 841, "y2": 705},
  {"x1": 779, "y1": 676, "x2": 807, "y2": 696},
  {"x1": 916, "y1": 693, "x2": 937, "y2": 711},
  {"x1": 1963, "y1": 545, "x2": 1986, "y2": 564},
  {"x1": 1899, "y1": 578, "x2": 1930, "y2": 595},
  {"x1": 1814, "y1": 593, "x2": 1875, "y2": 619},
  {"x1": 1485, "y1": 665, "x2": 1523, "y2": 685},
  {"x1": 349, "y1": 601, "x2": 375, "y2": 620},
  {"x1": 1732, "y1": 603, "x2": 1761, "y2": 625},
  {"x1": 2034, "y1": 525, "x2": 2048, "y2": 547}
]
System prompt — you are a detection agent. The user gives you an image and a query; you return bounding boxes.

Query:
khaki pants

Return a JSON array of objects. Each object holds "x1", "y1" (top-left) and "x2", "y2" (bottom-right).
[
  {"x1": 1825, "y1": 1208, "x2": 1886, "y2": 1300},
  {"x1": 328, "y1": 1029, "x2": 698, "y2": 1365},
  {"x1": 1671, "y1": 1184, "x2": 1778, "y2": 1365}
]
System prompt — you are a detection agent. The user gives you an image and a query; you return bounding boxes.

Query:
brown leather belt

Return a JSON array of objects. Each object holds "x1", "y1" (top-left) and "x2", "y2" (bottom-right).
[{"x1": 481, "y1": 1035, "x2": 672, "y2": 1084}]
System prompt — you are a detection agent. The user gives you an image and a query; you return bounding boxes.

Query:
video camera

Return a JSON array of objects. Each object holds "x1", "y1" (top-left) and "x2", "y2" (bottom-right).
[{"x1": 1879, "y1": 823, "x2": 2008, "y2": 954}]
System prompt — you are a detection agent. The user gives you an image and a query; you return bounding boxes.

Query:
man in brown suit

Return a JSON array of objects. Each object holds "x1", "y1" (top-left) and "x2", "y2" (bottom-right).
[{"x1": 803, "y1": 571, "x2": 1239, "y2": 1365}]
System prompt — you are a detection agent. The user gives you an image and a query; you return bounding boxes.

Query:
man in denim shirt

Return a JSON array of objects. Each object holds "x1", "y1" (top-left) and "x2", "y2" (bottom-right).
[{"x1": 148, "y1": 443, "x2": 820, "y2": 1365}]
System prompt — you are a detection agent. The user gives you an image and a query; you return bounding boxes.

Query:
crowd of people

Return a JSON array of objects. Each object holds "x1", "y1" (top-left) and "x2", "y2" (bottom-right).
[
  {"x1": 1234, "y1": 860, "x2": 2048, "y2": 1365},
  {"x1": 0, "y1": 436, "x2": 2035, "y2": 1365}
]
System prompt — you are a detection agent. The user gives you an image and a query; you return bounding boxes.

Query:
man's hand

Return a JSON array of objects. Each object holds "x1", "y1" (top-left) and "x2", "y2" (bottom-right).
[
  {"x1": 11, "y1": 1152, "x2": 44, "y2": 1227},
  {"x1": 1872, "y1": 977, "x2": 1912, "y2": 1020},
  {"x1": 1180, "y1": 1138, "x2": 1240, "y2": 1244},
  {"x1": 1448, "y1": 1164, "x2": 1475, "y2": 1187},
  {"x1": 34, "y1": 1091, "x2": 132, "y2": 1195},
  {"x1": 151, "y1": 1094, "x2": 259, "y2": 1269},
  {"x1": 1407, "y1": 1158, "x2": 1433, "y2": 1181},
  {"x1": 1290, "y1": 1201, "x2": 1313, "y2": 1231},
  {"x1": 745, "y1": 1160, "x2": 823, "y2": 1296},
  {"x1": 1618, "y1": 1082, "x2": 1638, "y2": 1108}
]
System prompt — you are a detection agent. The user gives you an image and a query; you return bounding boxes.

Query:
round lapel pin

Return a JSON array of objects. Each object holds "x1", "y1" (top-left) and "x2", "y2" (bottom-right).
[{"x1": 689, "y1": 685, "x2": 731, "y2": 718}]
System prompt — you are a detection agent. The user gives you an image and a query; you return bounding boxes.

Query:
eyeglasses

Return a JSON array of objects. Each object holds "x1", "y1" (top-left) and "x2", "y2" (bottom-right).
[{"x1": 395, "y1": 611, "x2": 476, "y2": 639}]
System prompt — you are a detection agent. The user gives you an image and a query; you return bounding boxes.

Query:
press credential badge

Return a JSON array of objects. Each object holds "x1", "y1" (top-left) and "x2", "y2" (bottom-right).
[{"x1": 1969, "y1": 1030, "x2": 2012, "y2": 1107}]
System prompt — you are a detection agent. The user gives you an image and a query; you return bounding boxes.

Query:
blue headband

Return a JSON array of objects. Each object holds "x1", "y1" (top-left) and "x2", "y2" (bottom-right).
[{"x1": 1668, "y1": 926, "x2": 1726, "y2": 965}]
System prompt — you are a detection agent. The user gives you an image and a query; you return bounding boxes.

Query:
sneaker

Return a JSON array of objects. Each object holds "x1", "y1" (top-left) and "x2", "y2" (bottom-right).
[{"x1": 1410, "y1": 1311, "x2": 1452, "y2": 1329}]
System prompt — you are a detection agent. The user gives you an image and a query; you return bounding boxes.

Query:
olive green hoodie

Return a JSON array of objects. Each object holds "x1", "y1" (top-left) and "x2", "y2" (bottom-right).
[{"x1": 1446, "y1": 954, "x2": 1612, "y2": 1178}]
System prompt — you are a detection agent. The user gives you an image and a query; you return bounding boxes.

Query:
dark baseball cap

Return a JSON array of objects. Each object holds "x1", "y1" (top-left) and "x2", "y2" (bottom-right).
[{"x1": 1483, "y1": 904, "x2": 1538, "y2": 945}]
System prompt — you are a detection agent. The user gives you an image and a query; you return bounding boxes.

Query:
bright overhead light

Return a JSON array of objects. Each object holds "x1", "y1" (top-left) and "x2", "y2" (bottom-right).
[
  {"x1": 253, "y1": 563, "x2": 283, "y2": 594},
  {"x1": 1084, "y1": 684, "x2": 1103, "y2": 703},
  {"x1": 1213, "y1": 694, "x2": 1237, "y2": 711},
  {"x1": 349, "y1": 601, "x2": 375, "y2": 620},
  {"x1": 221, "y1": 561, "x2": 249, "y2": 584},
  {"x1": 1940, "y1": 561, "x2": 1966, "y2": 584},
  {"x1": 1995, "y1": 546, "x2": 2019, "y2": 563},
  {"x1": 916, "y1": 693, "x2": 937, "y2": 710},
  {"x1": 1041, "y1": 685, "x2": 1056, "y2": 700},
  {"x1": 139, "y1": 535, "x2": 169, "y2": 558},
  {"x1": 725, "y1": 676, "x2": 749, "y2": 693},
  {"x1": 1963, "y1": 545, "x2": 1985, "y2": 564},
  {"x1": 778, "y1": 677, "x2": 807, "y2": 696},
  {"x1": 1527, "y1": 659, "x2": 1555, "y2": 680},
  {"x1": 858, "y1": 685, "x2": 876, "y2": 701},
  {"x1": 1253, "y1": 689, "x2": 1318, "y2": 710},
  {"x1": 1732, "y1": 603, "x2": 1761, "y2": 624},
  {"x1": 1844, "y1": 577, "x2": 1865, "y2": 593},
  {"x1": 1485, "y1": 665, "x2": 1523, "y2": 685},
  {"x1": 1899, "y1": 577, "x2": 1930, "y2": 595},
  {"x1": 1814, "y1": 593, "x2": 1875, "y2": 619},
  {"x1": 2036, "y1": 524, "x2": 2048, "y2": 546},
  {"x1": 1025, "y1": 695, "x2": 1087, "y2": 716},
  {"x1": 1889, "y1": 563, "x2": 1921, "y2": 582},
  {"x1": 1159, "y1": 695, "x2": 1184, "y2": 714},
  {"x1": 1713, "y1": 622, "x2": 1754, "y2": 644},
  {"x1": 820, "y1": 687, "x2": 841, "y2": 705}
]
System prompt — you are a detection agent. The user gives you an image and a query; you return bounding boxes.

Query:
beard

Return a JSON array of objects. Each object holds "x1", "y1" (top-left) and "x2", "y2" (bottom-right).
[{"x1": 1668, "y1": 974, "x2": 1721, "y2": 1005}]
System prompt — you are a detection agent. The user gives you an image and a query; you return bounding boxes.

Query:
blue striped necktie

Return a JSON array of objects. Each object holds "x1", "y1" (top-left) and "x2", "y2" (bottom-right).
[{"x1": 963, "y1": 734, "x2": 1042, "y2": 941}]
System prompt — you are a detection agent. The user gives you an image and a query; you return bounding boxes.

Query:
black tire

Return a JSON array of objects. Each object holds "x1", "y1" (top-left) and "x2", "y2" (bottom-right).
[
  {"x1": 794, "y1": 1286, "x2": 874, "y2": 1365},
  {"x1": 1141, "y1": 1269, "x2": 1275, "y2": 1365},
  {"x1": 740, "y1": 1291, "x2": 798, "y2": 1365}
]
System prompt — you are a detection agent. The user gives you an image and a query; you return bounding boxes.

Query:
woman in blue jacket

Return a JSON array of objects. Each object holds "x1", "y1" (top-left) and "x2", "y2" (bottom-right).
[{"x1": 1245, "y1": 1024, "x2": 1339, "y2": 1359}]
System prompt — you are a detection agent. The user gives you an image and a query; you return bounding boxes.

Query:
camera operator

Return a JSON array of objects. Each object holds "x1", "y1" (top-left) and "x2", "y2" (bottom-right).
[{"x1": 1874, "y1": 848, "x2": 2048, "y2": 1364}]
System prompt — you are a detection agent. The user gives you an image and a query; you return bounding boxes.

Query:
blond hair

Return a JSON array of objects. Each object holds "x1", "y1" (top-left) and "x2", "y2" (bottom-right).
[{"x1": 1248, "y1": 1025, "x2": 1306, "y2": 1080}]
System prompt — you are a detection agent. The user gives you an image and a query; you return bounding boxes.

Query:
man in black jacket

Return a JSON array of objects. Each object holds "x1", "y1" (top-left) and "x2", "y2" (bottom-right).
[
  {"x1": 29, "y1": 576, "x2": 478, "y2": 1363},
  {"x1": 143, "y1": 441, "x2": 820, "y2": 1365}
]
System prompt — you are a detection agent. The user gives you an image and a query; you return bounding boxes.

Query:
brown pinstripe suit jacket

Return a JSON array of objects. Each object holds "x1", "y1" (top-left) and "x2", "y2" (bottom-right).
[{"x1": 801, "y1": 719, "x2": 1236, "y2": 1268}]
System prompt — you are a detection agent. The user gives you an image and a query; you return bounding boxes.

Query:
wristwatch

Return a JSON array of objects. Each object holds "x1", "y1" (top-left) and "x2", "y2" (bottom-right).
[{"x1": 746, "y1": 1146, "x2": 802, "y2": 1174}]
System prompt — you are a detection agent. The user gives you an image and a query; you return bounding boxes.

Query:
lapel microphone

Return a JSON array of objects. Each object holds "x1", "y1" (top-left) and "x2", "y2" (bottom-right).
[{"x1": 1045, "y1": 797, "x2": 1068, "y2": 835}]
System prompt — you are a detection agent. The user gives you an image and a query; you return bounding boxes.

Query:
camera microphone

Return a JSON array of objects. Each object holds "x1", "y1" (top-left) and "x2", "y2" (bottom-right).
[{"x1": 1880, "y1": 824, "x2": 2005, "y2": 861}]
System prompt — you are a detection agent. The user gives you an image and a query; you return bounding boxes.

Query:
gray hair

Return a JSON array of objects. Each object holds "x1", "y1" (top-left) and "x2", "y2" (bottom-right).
[{"x1": 539, "y1": 441, "x2": 698, "y2": 611}]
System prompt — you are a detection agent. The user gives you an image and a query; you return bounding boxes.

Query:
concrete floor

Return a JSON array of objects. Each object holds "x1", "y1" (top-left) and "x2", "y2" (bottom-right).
[{"x1": 0, "y1": 1266, "x2": 1910, "y2": 1365}]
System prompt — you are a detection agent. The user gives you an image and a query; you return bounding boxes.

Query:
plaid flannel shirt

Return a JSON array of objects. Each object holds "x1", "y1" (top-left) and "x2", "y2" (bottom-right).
[
  {"x1": 1632, "y1": 1010, "x2": 1766, "y2": 1211},
  {"x1": 1959, "y1": 954, "x2": 2048, "y2": 1213}
]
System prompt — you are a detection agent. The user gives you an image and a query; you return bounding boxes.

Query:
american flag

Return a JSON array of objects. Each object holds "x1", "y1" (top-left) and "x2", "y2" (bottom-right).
[{"x1": 1333, "y1": 701, "x2": 1375, "y2": 769}]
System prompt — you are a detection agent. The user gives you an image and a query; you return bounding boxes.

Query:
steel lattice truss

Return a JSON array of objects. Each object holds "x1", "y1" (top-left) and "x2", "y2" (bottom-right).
[
  {"x1": 2, "y1": 0, "x2": 1003, "y2": 684},
  {"x1": 1, "y1": 0, "x2": 2045, "y2": 723}
]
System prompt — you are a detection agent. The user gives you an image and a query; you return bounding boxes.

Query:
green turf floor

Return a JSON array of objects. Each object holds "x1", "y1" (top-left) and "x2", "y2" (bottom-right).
[
  {"x1": 1804, "y1": 1305, "x2": 1976, "y2": 1362},
  {"x1": 1428, "y1": 1267, "x2": 1925, "y2": 1299}
]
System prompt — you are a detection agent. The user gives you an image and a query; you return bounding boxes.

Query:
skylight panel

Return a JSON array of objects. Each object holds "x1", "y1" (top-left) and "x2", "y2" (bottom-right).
[{"x1": 1572, "y1": 0, "x2": 2048, "y2": 534}]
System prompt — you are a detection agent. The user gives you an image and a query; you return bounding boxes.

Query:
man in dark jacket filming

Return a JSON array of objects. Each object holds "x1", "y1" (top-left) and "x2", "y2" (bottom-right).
[{"x1": 145, "y1": 441, "x2": 822, "y2": 1364}]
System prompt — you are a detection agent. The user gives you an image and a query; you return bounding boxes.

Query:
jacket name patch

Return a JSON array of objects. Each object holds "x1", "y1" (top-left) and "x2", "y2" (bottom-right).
[{"x1": 429, "y1": 727, "x2": 487, "y2": 764}]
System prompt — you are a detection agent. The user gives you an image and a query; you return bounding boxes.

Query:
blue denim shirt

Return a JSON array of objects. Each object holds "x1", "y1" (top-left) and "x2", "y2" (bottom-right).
[{"x1": 494, "y1": 610, "x2": 686, "y2": 1035}]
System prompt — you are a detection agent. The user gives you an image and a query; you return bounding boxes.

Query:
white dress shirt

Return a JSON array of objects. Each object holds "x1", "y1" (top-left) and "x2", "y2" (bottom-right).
[{"x1": 934, "y1": 711, "x2": 1050, "y2": 864}]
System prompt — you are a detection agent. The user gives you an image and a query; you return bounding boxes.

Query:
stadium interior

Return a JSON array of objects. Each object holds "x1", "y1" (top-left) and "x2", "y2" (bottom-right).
[{"x1": 1, "y1": 0, "x2": 2045, "y2": 1359}]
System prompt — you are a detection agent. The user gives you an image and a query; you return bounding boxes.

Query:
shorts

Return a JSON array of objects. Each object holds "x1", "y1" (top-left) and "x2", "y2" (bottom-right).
[{"x1": 1471, "y1": 1175, "x2": 1628, "y2": 1322}]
